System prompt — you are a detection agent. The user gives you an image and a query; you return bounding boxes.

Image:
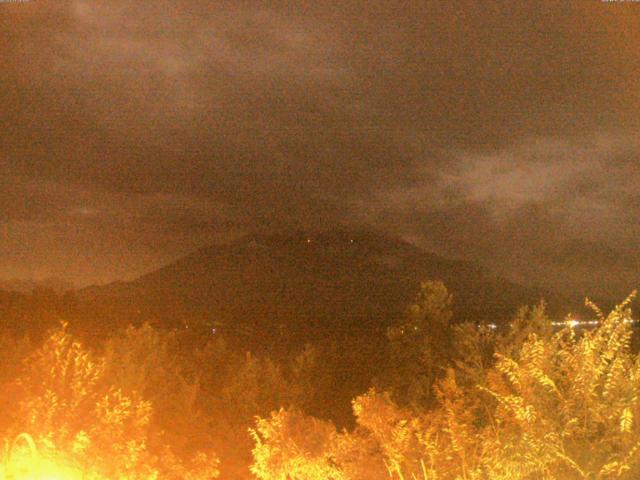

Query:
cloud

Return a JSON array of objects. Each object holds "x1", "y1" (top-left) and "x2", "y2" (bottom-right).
[
  {"x1": 1, "y1": 1, "x2": 640, "y2": 288},
  {"x1": 363, "y1": 131, "x2": 640, "y2": 296},
  {"x1": 445, "y1": 133, "x2": 640, "y2": 221}
]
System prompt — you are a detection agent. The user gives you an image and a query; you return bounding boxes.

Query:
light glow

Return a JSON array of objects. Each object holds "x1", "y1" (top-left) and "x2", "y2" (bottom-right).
[{"x1": 2, "y1": 434, "x2": 84, "y2": 480}]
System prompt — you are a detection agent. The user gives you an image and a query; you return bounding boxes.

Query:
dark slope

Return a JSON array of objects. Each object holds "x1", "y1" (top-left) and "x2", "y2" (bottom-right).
[{"x1": 77, "y1": 227, "x2": 567, "y2": 350}]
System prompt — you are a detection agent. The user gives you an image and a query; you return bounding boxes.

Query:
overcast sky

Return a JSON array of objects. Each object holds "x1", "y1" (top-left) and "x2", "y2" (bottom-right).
[{"x1": 1, "y1": 1, "x2": 640, "y2": 293}]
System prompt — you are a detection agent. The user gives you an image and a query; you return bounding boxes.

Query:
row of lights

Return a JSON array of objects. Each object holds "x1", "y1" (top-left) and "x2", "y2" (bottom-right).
[
  {"x1": 306, "y1": 239, "x2": 356, "y2": 243},
  {"x1": 551, "y1": 318, "x2": 638, "y2": 328},
  {"x1": 480, "y1": 318, "x2": 639, "y2": 331}
]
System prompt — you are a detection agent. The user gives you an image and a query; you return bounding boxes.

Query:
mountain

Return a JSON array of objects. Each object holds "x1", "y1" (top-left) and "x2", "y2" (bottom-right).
[
  {"x1": 73, "y1": 227, "x2": 575, "y2": 424},
  {"x1": 77, "y1": 227, "x2": 569, "y2": 348}
]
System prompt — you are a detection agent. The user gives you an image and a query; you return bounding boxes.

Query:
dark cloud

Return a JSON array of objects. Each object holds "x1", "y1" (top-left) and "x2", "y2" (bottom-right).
[{"x1": 1, "y1": 1, "x2": 640, "y2": 288}]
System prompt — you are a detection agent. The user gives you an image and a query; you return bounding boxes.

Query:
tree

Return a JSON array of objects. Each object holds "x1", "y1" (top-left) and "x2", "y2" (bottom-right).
[
  {"x1": 381, "y1": 280, "x2": 454, "y2": 409},
  {"x1": 252, "y1": 290, "x2": 640, "y2": 480},
  {"x1": 250, "y1": 408, "x2": 346, "y2": 480},
  {"x1": 8, "y1": 323, "x2": 219, "y2": 479},
  {"x1": 103, "y1": 323, "x2": 220, "y2": 477},
  {"x1": 11, "y1": 323, "x2": 158, "y2": 479},
  {"x1": 479, "y1": 293, "x2": 640, "y2": 479}
]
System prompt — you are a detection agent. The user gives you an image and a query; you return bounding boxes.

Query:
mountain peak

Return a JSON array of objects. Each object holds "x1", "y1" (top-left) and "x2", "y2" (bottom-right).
[
  {"x1": 236, "y1": 226, "x2": 413, "y2": 249},
  {"x1": 78, "y1": 228, "x2": 568, "y2": 343}
]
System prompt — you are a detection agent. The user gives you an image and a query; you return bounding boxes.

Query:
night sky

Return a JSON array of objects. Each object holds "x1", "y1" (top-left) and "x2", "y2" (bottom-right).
[{"x1": 1, "y1": 1, "x2": 639, "y2": 294}]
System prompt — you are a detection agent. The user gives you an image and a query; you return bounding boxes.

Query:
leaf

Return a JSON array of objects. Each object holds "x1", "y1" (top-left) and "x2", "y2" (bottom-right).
[{"x1": 621, "y1": 407, "x2": 633, "y2": 434}]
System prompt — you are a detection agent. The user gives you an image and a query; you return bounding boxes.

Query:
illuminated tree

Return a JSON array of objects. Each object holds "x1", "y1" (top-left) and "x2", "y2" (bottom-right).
[
  {"x1": 103, "y1": 323, "x2": 219, "y2": 478},
  {"x1": 479, "y1": 293, "x2": 640, "y2": 479},
  {"x1": 252, "y1": 291, "x2": 640, "y2": 480},
  {"x1": 104, "y1": 324, "x2": 201, "y2": 451},
  {"x1": 12, "y1": 323, "x2": 157, "y2": 478},
  {"x1": 8, "y1": 323, "x2": 219, "y2": 479},
  {"x1": 195, "y1": 339, "x2": 310, "y2": 478},
  {"x1": 250, "y1": 408, "x2": 346, "y2": 480}
]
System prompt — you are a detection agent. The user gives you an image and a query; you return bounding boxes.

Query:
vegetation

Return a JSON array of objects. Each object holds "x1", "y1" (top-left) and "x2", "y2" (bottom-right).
[
  {"x1": 0, "y1": 282, "x2": 638, "y2": 478},
  {"x1": 251, "y1": 291, "x2": 640, "y2": 480}
]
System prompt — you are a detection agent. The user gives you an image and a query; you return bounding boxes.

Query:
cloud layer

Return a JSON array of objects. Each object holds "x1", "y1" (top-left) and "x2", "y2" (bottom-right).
[{"x1": 1, "y1": 1, "x2": 639, "y2": 290}]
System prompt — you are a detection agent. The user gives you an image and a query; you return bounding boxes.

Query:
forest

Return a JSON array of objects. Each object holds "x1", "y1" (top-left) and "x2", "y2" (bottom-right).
[{"x1": 0, "y1": 281, "x2": 639, "y2": 479}]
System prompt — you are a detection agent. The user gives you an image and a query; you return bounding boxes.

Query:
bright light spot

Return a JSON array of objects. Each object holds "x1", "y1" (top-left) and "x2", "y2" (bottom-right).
[{"x1": 4, "y1": 434, "x2": 85, "y2": 480}]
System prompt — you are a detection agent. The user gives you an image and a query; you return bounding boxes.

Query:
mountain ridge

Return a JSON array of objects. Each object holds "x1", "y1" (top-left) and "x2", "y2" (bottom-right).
[{"x1": 77, "y1": 227, "x2": 571, "y2": 346}]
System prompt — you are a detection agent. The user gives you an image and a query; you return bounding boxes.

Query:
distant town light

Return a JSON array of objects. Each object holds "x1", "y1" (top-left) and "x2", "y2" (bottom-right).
[{"x1": 547, "y1": 318, "x2": 639, "y2": 328}]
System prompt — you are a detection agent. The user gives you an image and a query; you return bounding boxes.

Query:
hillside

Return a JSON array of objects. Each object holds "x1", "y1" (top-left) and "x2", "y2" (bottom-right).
[
  {"x1": 76, "y1": 228, "x2": 569, "y2": 349},
  {"x1": 63, "y1": 228, "x2": 575, "y2": 424}
]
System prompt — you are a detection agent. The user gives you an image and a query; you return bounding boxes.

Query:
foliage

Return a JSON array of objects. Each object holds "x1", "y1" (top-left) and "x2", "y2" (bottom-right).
[
  {"x1": 192, "y1": 336, "x2": 323, "y2": 478},
  {"x1": 250, "y1": 408, "x2": 346, "y2": 480},
  {"x1": 251, "y1": 292, "x2": 640, "y2": 480},
  {"x1": 4, "y1": 322, "x2": 219, "y2": 479},
  {"x1": 478, "y1": 292, "x2": 640, "y2": 479},
  {"x1": 103, "y1": 323, "x2": 220, "y2": 477},
  {"x1": 381, "y1": 280, "x2": 455, "y2": 409},
  {"x1": 495, "y1": 300, "x2": 554, "y2": 359},
  {"x1": 3, "y1": 279, "x2": 640, "y2": 480},
  {"x1": 104, "y1": 324, "x2": 203, "y2": 453}
]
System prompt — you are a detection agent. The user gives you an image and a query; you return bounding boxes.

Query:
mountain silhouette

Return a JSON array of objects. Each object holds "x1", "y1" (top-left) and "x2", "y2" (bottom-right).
[
  {"x1": 70, "y1": 226, "x2": 577, "y2": 424},
  {"x1": 77, "y1": 227, "x2": 567, "y2": 350}
]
